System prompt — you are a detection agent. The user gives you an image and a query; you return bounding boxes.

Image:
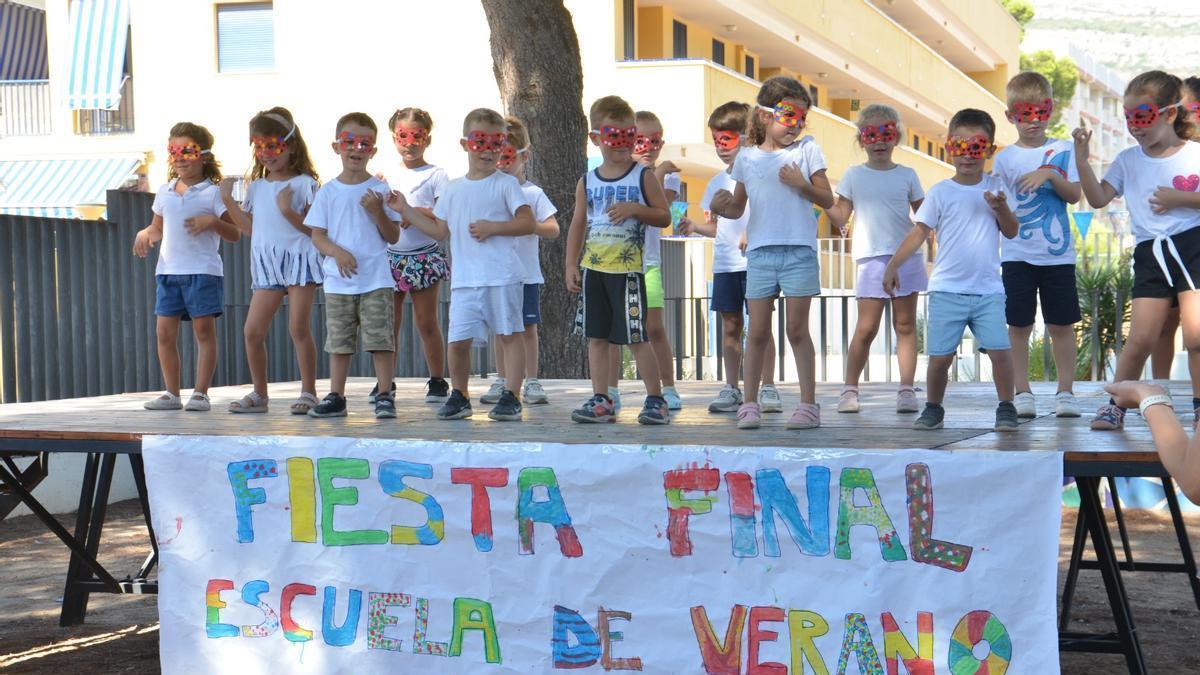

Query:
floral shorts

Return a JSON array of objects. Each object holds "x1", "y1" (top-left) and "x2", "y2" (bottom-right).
[{"x1": 388, "y1": 246, "x2": 450, "y2": 292}]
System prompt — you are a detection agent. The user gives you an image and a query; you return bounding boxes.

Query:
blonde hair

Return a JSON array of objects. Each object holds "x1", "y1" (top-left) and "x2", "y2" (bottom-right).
[
  {"x1": 505, "y1": 115, "x2": 530, "y2": 150},
  {"x1": 635, "y1": 110, "x2": 661, "y2": 127},
  {"x1": 856, "y1": 103, "x2": 901, "y2": 128},
  {"x1": 462, "y1": 107, "x2": 505, "y2": 135},
  {"x1": 1006, "y1": 71, "x2": 1053, "y2": 105},
  {"x1": 707, "y1": 101, "x2": 751, "y2": 133},
  {"x1": 589, "y1": 95, "x2": 635, "y2": 128}
]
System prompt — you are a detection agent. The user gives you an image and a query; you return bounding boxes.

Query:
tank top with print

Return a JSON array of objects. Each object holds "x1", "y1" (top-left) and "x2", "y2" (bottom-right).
[{"x1": 582, "y1": 164, "x2": 649, "y2": 273}]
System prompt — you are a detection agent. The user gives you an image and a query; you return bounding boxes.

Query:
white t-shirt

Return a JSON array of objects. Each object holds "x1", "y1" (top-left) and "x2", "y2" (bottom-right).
[
  {"x1": 729, "y1": 136, "x2": 827, "y2": 252},
  {"x1": 644, "y1": 171, "x2": 681, "y2": 268},
  {"x1": 515, "y1": 181, "x2": 557, "y2": 285},
  {"x1": 389, "y1": 164, "x2": 449, "y2": 253},
  {"x1": 915, "y1": 175, "x2": 1009, "y2": 295},
  {"x1": 994, "y1": 139, "x2": 1079, "y2": 265},
  {"x1": 836, "y1": 164, "x2": 923, "y2": 261},
  {"x1": 243, "y1": 174, "x2": 322, "y2": 287},
  {"x1": 433, "y1": 171, "x2": 530, "y2": 289},
  {"x1": 304, "y1": 176, "x2": 401, "y2": 295},
  {"x1": 152, "y1": 179, "x2": 229, "y2": 277},
  {"x1": 700, "y1": 170, "x2": 749, "y2": 273},
  {"x1": 1104, "y1": 141, "x2": 1200, "y2": 243}
]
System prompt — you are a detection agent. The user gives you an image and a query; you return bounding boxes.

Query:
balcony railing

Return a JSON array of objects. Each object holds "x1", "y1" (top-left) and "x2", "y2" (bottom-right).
[
  {"x1": 76, "y1": 77, "x2": 135, "y2": 136},
  {"x1": 0, "y1": 80, "x2": 51, "y2": 137}
]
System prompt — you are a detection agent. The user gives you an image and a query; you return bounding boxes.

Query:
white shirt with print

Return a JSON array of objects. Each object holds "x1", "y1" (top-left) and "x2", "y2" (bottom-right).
[
  {"x1": 994, "y1": 139, "x2": 1079, "y2": 265},
  {"x1": 1104, "y1": 141, "x2": 1200, "y2": 243}
]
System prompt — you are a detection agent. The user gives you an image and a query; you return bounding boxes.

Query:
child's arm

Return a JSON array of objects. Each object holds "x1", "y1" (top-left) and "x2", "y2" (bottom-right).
[
  {"x1": 826, "y1": 196, "x2": 853, "y2": 235},
  {"x1": 277, "y1": 186, "x2": 313, "y2": 236},
  {"x1": 361, "y1": 189, "x2": 401, "y2": 245},
  {"x1": 1106, "y1": 381, "x2": 1200, "y2": 503},
  {"x1": 564, "y1": 179, "x2": 588, "y2": 293},
  {"x1": 779, "y1": 165, "x2": 836, "y2": 209},
  {"x1": 678, "y1": 213, "x2": 717, "y2": 237},
  {"x1": 985, "y1": 190, "x2": 1019, "y2": 239},
  {"x1": 132, "y1": 214, "x2": 164, "y2": 257},
  {"x1": 709, "y1": 182, "x2": 748, "y2": 220},
  {"x1": 219, "y1": 178, "x2": 253, "y2": 235},
  {"x1": 184, "y1": 213, "x2": 241, "y2": 242},
  {"x1": 1016, "y1": 169, "x2": 1082, "y2": 204},
  {"x1": 1150, "y1": 186, "x2": 1200, "y2": 215},
  {"x1": 882, "y1": 223, "x2": 931, "y2": 296},
  {"x1": 310, "y1": 228, "x2": 358, "y2": 278},
  {"x1": 535, "y1": 214, "x2": 560, "y2": 240},
  {"x1": 389, "y1": 192, "x2": 450, "y2": 240},
  {"x1": 469, "y1": 204, "x2": 536, "y2": 241},
  {"x1": 1073, "y1": 126, "x2": 1117, "y2": 208},
  {"x1": 607, "y1": 170, "x2": 671, "y2": 228}
]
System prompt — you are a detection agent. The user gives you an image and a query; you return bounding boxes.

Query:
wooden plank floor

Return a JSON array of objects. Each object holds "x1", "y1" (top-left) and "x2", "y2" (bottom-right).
[{"x1": 0, "y1": 378, "x2": 1178, "y2": 459}]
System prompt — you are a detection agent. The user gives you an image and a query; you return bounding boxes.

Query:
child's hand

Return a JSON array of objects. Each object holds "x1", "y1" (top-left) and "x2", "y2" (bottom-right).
[
  {"x1": 386, "y1": 189, "x2": 408, "y2": 214},
  {"x1": 656, "y1": 160, "x2": 681, "y2": 177},
  {"x1": 360, "y1": 189, "x2": 386, "y2": 217},
  {"x1": 333, "y1": 249, "x2": 358, "y2": 278},
  {"x1": 1104, "y1": 380, "x2": 1169, "y2": 409},
  {"x1": 738, "y1": 230, "x2": 748, "y2": 254},
  {"x1": 469, "y1": 220, "x2": 496, "y2": 241},
  {"x1": 677, "y1": 217, "x2": 695, "y2": 236},
  {"x1": 1150, "y1": 186, "x2": 1189, "y2": 215},
  {"x1": 606, "y1": 201, "x2": 638, "y2": 223},
  {"x1": 219, "y1": 177, "x2": 237, "y2": 200},
  {"x1": 565, "y1": 267, "x2": 582, "y2": 293},
  {"x1": 778, "y1": 162, "x2": 808, "y2": 188},
  {"x1": 275, "y1": 185, "x2": 294, "y2": 213},
  {"x1": 984, "y1": 191, "x2": 1009, "y2": 213},
  {"x1": 185, "y1": 214, "x2": 218, "y2": 235},
  {"x1": 709, "y1": 190, "x2": 734, "y2": 216},
  {"x1": 1016, "y1": 169, "x2": 1054, "y2": 194},
  {"x1": 1072, "y1": 126, "x2": 1092, "y2": 162},
  {"x1": 132, "y1": 227, "x2": 159, "y2": 257},
  {"x1": 881, "y1": 265, "x2": 899, "y2": 297}
]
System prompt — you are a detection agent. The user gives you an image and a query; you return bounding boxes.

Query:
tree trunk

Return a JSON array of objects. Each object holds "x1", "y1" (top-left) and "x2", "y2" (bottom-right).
[{"x1": 480, "y1": 0, "x2": 588, "y2": 378}]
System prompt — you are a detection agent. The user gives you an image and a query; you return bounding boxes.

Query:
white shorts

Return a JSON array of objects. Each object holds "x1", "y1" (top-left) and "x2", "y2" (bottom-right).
[{"x1": 448, "y1": 284, "x2": 525, "y2": 346}]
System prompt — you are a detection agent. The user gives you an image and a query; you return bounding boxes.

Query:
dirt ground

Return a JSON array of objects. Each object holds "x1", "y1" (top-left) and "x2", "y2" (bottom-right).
[{"x1": 1, "y1": 502, "x2": 1198, "y2": 673}]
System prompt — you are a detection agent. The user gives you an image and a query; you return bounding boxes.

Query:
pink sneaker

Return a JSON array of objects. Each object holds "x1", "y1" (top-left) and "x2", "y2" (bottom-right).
[
  {"x1": 896, "y1": 387, "x2": 919, "y2": 413},
  {"x1": 837, "y1": 389, "x2": 860, "y2": 413},
  {"x1": 737, "y1": 403, "x2": 762, "y2": 429},
  {"x1": 787, "y1": 402, "x2": 821, "y2": 429}
]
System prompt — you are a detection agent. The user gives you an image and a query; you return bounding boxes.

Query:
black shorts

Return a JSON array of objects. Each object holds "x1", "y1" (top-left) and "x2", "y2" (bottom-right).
[
  {"x1": 1132, "y1": 226, "x2": 1200, "y2": 303},
  {"x1": 712, "y1": 271, "x2": 748, "y2": 314},
  {"x1": 573, "y1": 269, "x2": 647, "y2": 344},
  {"x1": 1001, "y1": 262, "x2": 1081, "y2": 327}
]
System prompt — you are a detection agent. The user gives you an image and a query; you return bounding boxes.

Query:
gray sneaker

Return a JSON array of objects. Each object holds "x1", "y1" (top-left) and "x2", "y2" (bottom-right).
[
  {"x1": 523, "y1": 378, "x2": 549, "y2": 404},
  {"x1": 760, "y1": 384, "x2": 783, "y2": 413},
  {"x1": 708, "y1": 385, "x2": 743, "y2": 413},
  {"x1": 912, "y1": 404, "x2": 945, "y2": 430},
  {"x1": 1014, "y1": 391, "x2": 1036, "y2": 418},
  {"x1": 480, "y1": 379, "x2": 506, "y2": 404},
  {"x1": 995, "y1": 401, "x2": 1019, "y2": 432}
]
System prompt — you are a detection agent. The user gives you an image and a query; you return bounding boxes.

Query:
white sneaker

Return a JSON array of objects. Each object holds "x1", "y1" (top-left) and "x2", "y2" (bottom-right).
[
  {"x1": 708, "y1": 385, "x2": 743, "y2": 412},
  {"x1": 184, "y1": 392, "x2": 211, "y2": 412},
  {"x1": 1055, "y1": 391, "x2": 1081, "y2": 418},
  {"x1": 480, "y1": 378, "x2": 506, "y2": 404},
  {"x1": 523, "y1": 378, "x2": 549, "y2": 404},
  {"x1": 760, "y1": 384, "x2": 783, "y2": 413},
  {"x1": 1014, "y1": 391, "x2": 1036, "y2": 418}
]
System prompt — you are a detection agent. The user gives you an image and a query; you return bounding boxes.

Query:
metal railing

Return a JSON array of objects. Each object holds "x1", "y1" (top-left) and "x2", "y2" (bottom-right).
[
  {"x1": 0, "y1": 80, "x2": 51, "y2": 136},
  {"x1": 76, "y1": 77, "x2": 135, "y2": 136}
]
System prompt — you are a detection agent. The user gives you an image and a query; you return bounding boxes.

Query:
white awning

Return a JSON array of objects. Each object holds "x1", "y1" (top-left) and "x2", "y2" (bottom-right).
[
  {"x1": 0, "y1": 157, "x2": 141, "y2": 218},
  {"x1": 66, "y1": 0, "x2": 130, "y2": 110}
]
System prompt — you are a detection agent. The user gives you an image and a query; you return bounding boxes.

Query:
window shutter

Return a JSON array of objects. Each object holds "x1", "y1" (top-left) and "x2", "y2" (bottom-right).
[{"x1": 217, "y1": 3, "x2": 274, "y2": 73}]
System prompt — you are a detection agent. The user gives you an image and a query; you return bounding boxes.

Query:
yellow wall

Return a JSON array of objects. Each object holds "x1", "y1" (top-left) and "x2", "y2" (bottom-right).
[{"x1": 636, "y1": 6, "x2": 668, "y2": 59}]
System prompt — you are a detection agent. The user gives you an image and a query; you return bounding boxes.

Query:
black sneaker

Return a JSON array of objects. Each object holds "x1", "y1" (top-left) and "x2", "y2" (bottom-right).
[
  {"x1": 488, "y1": 389, "x2": 523, "y2": 421},
  {"x1": 308, "y1": 393, "x2": 347, "y2": 418},
  {"x1": 367, "y1": 381, "x2": 395, "y2": 404},
  {"x1": 572, "y1": 394, "x2": 617, "y2": 423},
  {"x1": 437, "y1": 389, "x2": 473, "y2": 420},
  {"x1": 375, "y1": 393, "x2": 397, "y2": 419},
  {"x1": 994, "y1": 401, "x2": 1019, "y2": 432},
  {"x1": 425, "y1": 377, "x2": 450, "y2": 403},
  {"x1": 911, "y1": 403, "x2": 944, "y2": 430},
  {"x1": 637, "y1": 395, "x2": 670, "y2": 425}
]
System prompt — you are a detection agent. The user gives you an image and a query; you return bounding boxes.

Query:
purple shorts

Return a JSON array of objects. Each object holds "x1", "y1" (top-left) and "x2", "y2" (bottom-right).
[{"x1": 856, "y1": 254, "x2": 927, "y2": 299}]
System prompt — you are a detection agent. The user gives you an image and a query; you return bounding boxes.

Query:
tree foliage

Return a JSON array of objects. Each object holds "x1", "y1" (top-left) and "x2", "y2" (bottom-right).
[
  {"x1": 1020, "y1": 50, "x2": 1080, "y2": 138},
  {"x1": 1002, "y1": 0, "x2": 1034, "y2": 36}
]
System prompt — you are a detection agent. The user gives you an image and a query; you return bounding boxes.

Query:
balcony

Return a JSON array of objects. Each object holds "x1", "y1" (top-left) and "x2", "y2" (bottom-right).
[
  {"x1": 0, "y1": 80, "x2": 51, "y2": 137},
  {"x1": 874, "y1": 0, "x2": 1021, "y2": 76},
  {"x1": 75, "y1": 77, "x2": 135, "y2": 136}
]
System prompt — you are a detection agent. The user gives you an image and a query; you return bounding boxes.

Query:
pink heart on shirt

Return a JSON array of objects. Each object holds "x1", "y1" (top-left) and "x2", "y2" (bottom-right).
[{"x1": 1172, "y1": 174, "x2": 1200, "y2": 192}]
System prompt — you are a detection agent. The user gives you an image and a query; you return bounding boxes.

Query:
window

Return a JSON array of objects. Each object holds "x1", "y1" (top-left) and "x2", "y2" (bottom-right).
[
  {"x1": 912, "y1": 134, "x2": 920, "y2": 151},
  {"x1": 672, "y1": 20, "x2": 687, "y2": 58},
  {"x1": 622, "y1": 0, "x2": 635, "y2": 60},
  {"x1": 808, "y1": 85, "x2": 819, "y2": 108},
  {"x1": 745, "y1": 55, "x2": 755, "y2": 78},
  {"x1": 712, "y1": 39, "x2": 725, "y2": 66},
  {"x1": 939, "y1": 147, "x2": 945, "y2": 162},
  {"x1": 216, "y1": 3, "x2": 274, "y2": 73},
  {"x1": 927, "y1": 141, "x2": 933, "y2": 156}
]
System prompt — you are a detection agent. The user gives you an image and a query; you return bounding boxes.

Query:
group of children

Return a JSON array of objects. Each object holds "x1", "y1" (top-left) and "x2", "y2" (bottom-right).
[{"x1": 133, "y1": 67, "x2": 1200, "y2": 433}]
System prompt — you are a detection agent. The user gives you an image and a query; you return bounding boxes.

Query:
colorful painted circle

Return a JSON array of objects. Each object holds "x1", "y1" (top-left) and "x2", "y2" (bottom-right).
[{"x1": 948, "y1": 610, "x2": 1011, "y2": 674}]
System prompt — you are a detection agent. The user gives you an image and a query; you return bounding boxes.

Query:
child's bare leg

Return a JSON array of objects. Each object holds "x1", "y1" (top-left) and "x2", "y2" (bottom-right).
[
  {"x1": 1113, "y1": 298, "x2": 1174, "y2": 383},
  {"x1": 1008, "y1": 324, "x2": 1034, "y2": 394},
  {"x1": 628, "y1": 341, "x2": 662, "y2": 397},
  {"x1": 329, "y1": 353, "x2": 351, "y2": 396},
  {"x1": 1153, "y1": 306, "x2": 1180, "y2": 379},
  {"x1": 893, "y1": 294, "x2": 919, "y2": 388},
  {"x1": 742, "y1": 299, "x2": 775, "y2": 403},
  {"x1": 192, "y1": 316, "x2": 218, "y2": 394},
  {"x1": 762, "y1": 331, "x2": 777, "y2": 385},
  {"x1": 588, "y1": 339, "x2": 611, "y2": 394},
  {"x1": 845, "y1": 298, "x2": 885, "y2": 388},
  {"x1": 524, "y1": 324, "x2": 540, "y2": 379},
  {"x1": 646, "y1": 307, "x2": 675, "y2": 387},
  {"x1": 494, "y1": 334, "x2": 508, "y2": 381},
  {"x1": 371, "y1": 350, "x2": 394, "y2": 395},
  {"x1": 988, "y1": 349, "x2": 1015, "y2": 401},
  {"x1": 287, "y1": 285, "x2": 319, "y2": 396},
  {"x1": 156, "y1": 316, "x2": 182, "y2": 395},
  {"x1": 1046, "y1": 323, "x2": 1077, "y2": 393},
  {"x1": 608, "y1": 343, "x2": 622, "y2": 390},
  {"x1": 720, "y1": 312, "x2": 743, "y2": 389},
  {"x1": 784, "y1": 297, "x2": 815, "y2": 403},
  {"x1": 1178, "y1": 291, "x2": 1200, "y2": 398},
  {"x1": 411, "y1": 285, "x2": 446, "y2": 378},
  {"x1": 448, "y1": 339, "x2": 473, "y2": 397},
  {"x1": 496, "y1": 333, "x2": 525, "y2": 394},
  {"x1": 244, "y1": 290, "x2": 285, "y2": 396},
  {"x1": 925, "y1": 354, "x2": 955, "y2": 405}
]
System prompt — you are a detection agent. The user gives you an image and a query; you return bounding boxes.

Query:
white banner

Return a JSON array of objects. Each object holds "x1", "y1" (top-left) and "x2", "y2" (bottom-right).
[{"x1": 143, "y1": 436, "x2": 1062, "y2": 674}]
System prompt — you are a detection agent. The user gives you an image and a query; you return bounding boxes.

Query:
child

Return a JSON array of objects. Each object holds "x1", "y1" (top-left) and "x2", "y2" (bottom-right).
[
  {"x1": 134, "y1": 122, "x2": 239, "y2": 411},
  {"x1": 395, "y1": 108, "x2": 535, "y2": 421},
  {"x1": 1075, "y1": 70, "x2": 1200, "y2": 431},
  {"x1": 384, "y1": 107, "x2": 451, "y2": 405},
  {"x1": 565, "y1": 95, "x2": 672, "y2": 424},
  {"x1": 678, "y1": 101, "x2": 781, "y2": 413},
  {"x1": 883, "y1": 109, "x2": 1020, "y2": 431},
  {"x1": 992, "y1": 72, "x2": 1084, "y2": 419},
  {"x1": 484, "y1": 115, "x2": 560, "y2": 405},
  {"x1": 304, "y1": 112, "x2": 402, "y2": 419},
  {"x1": 826, "y1": 104, "x2": 925, "y2": 415},
  {"x1": 220, "y1": 107, "x2": 322, "y2": 415},
  {"x1": 709, "y1": 76, "x2": 835, "y2": 430},
  {"x1": 1106, "y1": 380, "x2": 1200, "y2": 502}
]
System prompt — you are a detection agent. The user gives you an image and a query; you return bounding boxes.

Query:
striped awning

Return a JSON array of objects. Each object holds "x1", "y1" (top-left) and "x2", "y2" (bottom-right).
[
  {"x1": 0, "y1": 1, "x2": 49, "y2": 80},
  {"x1": 0, "y1": 157, "x2": 142, "y2": 218},
  {"x1": 67, "y1": 0, "x2": 130, "y2": 110}
]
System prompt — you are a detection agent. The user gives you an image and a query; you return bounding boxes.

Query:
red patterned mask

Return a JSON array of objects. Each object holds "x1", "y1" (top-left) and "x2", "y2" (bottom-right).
[
  {"x1": 711, "y1": 129, "x2": 741, "y2": 150},
  {"x1": 944, "y1": 134, "x2": 995, "y2": 159},
  {"x1": 633, "y1": 132, "x2": 664, "y2": 154},
  {"x1": 760, "y1": 101, "x2": 807, "y2": 129},
  {"x1": 1009, "y1": 99, "x2": 1054, "y2": 123},
  {"x1": 167, "y1": 143, "x2": 207, "y2": 161},
  {"x1": 858, "y1": 122, "x2": 899, "y2": 145},
  {"x1": 592, "y1": 125, "x2": 637, "y2": 149},
  {"x1": 392, "y1": 127, "x2": 428, "y2": 147},
  {"x1": 462, "y1": 131, "x2": 508, "y2": 152},
  {"x1": 497, "y1": 144, "x2": 527, "y2": 168},
  {"x1": 1187, "y1": 102, "x2": 1200, "y2": 119},
  {"x1": 1124, "y1": 101, "x2": 1183, "y2": 129},
  {"x1": 337, "y1": 132, "x2": 375, "y2": 153},
  {"x1": 251, "y1": 136, "x2": 288, "y2": 159}
]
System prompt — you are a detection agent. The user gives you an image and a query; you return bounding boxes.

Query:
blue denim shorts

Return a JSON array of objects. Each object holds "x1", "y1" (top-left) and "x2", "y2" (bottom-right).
[
  {"x1": 522, "y1": 283, "x2": 541, "y2": 325},
  {"x1": 745, "y1": 245, "x2": 820, "y2": 299},
  {"x1": 926, "y1": 291, "x2": 1009, "y2": 356},
  {"x1": 155, "y1": 274, "x2": 224, "y2": 321}
]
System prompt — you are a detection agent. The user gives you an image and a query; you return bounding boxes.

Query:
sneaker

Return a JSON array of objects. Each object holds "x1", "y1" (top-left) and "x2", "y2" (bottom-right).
[
  {"x1": 425, "y1": 377, "x2": 450, "y2": 403},
  {"x1": 488, "y1": 389, "x2": 523, "y2": 421},
  {"x1": 374, "y1": 393, "x2": 397, "y2": 419},
  {"x1": 308, "y1": 393, "x2": 347, "y2": 418},
  {"x1": 837, "y1": 389, "x2": 860, "y2": 413},
  {"x1": 760, "y1": 384, "x2": 783, "y2": 413},
  {"x1": 367, "y1": 381, "x2": 395, "y2": 405},
  {"x1": 523, "y1": 378, "x2": 549, "y2": 405},
  {"x1": 144, "y1": 391, "x2": 182, "y2": 411},
  {"x1": 1014, "y1": 391, "x2": 1036, "y2": 418},
  {"x1": 912, "y1": 404, "x2": 945, "y2": 430},
  {"x1": 1055, "y1": 391, "x2": 1081, "y2": 418},
  {"x1": 572, "y1": 394, "x2": 616, "y2": 423},
  {"x1": 184, "y1": 392, "x2": 211, "y2": 412},
  {"x1": 896, "y1": 387, "x2": 919, "y2": 413},
  {"x1": 609, "y1": 388, "x2": 622, "y2": 413},
  {"x1": 1090, "y1": 404, "x2": 1125, "y2": 431},
  {"x1": 994, "y1": 401, "x2": 1019, "y2": 431},
  {"x1": 663, "y1": 387, "x2": 683, "y2": 411},
  {"x1": 708, "y1": 385, "x2": 743, "y2": 413},
  {"x1": 480, "y1": 379, "x2": 506, "y2": 404},
  {"x1": 736, "y1": 402, "x2": 762, "y2": 429},
  {"x1": 638, "y1": 395, "x2": 671, "y2": 425},
  {"x1": 437, "y1": 390, "x2": 473, "y2": 420},
  {"x1": 787, "y1": 402, "x2": 821, "y2": 429}
]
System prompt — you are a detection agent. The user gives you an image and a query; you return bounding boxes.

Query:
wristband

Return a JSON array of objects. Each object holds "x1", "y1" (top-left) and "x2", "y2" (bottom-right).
[{"x1": 1139, "y1": 394, "x2": 1175, "y2": 417}]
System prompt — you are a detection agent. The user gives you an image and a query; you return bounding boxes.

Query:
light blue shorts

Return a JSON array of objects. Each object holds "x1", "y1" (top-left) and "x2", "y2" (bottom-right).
[
  {"x1": 926, "y1": 292, "x2": 1010, "y2": 356},
  {"x1": 745, "y1": 245, "x2": 820, "y2": 300}
]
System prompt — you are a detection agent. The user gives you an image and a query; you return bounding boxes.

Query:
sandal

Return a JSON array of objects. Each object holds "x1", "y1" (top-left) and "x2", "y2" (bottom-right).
[
  {"x1": 290, "y1": 392, "x2": 319, "y2": 415},
  {"x1": 185, "y1": 391, "x2": 212, "y2": 412},
  {"x1": 144, "y1": 391, "x2": 182, "y2": 411},
  {"x1": 229, "y1": 391, "x2": 268, "y2": 414}
]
